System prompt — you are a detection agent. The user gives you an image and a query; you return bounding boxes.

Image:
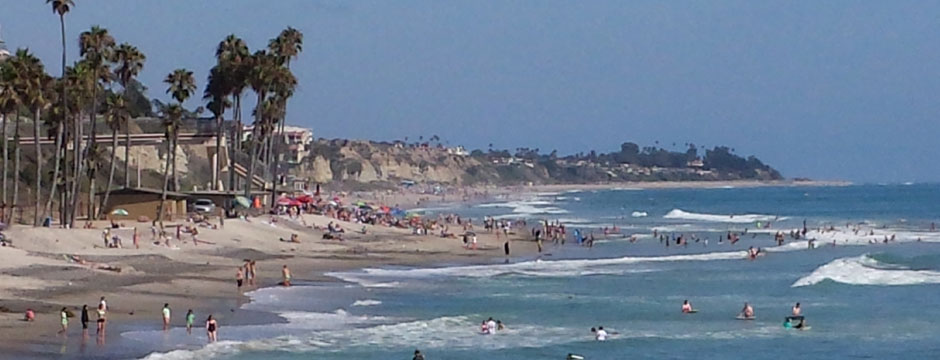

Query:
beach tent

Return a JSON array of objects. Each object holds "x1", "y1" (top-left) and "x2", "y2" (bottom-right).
[{"x1": 110, "y1": 209, "x2": 129, "y2": 216}]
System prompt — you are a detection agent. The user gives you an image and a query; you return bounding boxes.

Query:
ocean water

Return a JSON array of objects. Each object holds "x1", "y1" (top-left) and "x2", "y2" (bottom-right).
[{"x1": 136, "y1": 184, "x2": 940, "y2": 359}]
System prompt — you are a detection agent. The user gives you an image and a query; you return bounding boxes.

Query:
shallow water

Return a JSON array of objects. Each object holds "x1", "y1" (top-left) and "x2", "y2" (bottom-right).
[{"x1": 136, "y1": 184, "x2": 940, "y2": 359}]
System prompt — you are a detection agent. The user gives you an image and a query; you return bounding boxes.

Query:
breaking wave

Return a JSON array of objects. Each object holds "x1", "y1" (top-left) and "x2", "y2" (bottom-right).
[
  {"x1": 792, "y1": 254, "x2": 940, "y2": 287},
  {"x1": 663, "y1": 209, "x2": 784, "y2": 224}
]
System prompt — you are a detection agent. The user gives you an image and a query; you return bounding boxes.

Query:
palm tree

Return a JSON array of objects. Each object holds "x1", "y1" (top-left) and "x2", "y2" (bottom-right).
[
  {"x1": 22, "y1": 55, "x2": 53, "y2": 226},
  {"x1": 163, "y1": 68, "x2": 195, "y2": 192},
  {"x1": 204, "y1": 66, "x2": 231, "y2": 190},
  {"x1": 215, "y1": 35, "x2": 249, "y2": 194},
  {"x1": 97, "y1": 93, "x2": 129, "y2": 219},
  {"x1": 0, "y1": 62, "x2": 15, "y2": 211},
  {"x1": 266, "y1": 27, "x2": 303, "y2": 203},
  {"x1": 155, "y1": 102, "x2": 182, "y2": 227},
  {"x1": 63, "y1": 61, "x2": 93, "y2": 226},
  {"x1": 78, "y1": 25, "x2": 114, "y2": 220},
  {"x1": 112, "y1": 43, "x2": 145, "y2": 187},
  {"x1": 47, "y1": 0, "x2": 72, "y2": 224},
  {"x1": 5, "y1": 49, "x2": 42, "y2": 222},
  {"x1": 43, "y1": 78, "x2": 66, "y2": 225},
  {"x1": 244, "y1": 50, "x2": 279, "y2": 197}
]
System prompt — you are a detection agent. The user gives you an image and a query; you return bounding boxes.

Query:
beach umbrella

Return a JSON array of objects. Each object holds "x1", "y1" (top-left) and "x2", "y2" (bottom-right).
[
  {"x1": 379, "y1": 206, "x2": 391, "y2": 213},
  {"x1": 110, "y1": 209, "x2": 129, "y2": 216},
  {"x1": 234, "y1": 196, "x2": 251, "y2": 208},
  {"x1": 297, "y1": 195, "x2": 314, "y2": 204},
  {"x1": 276, "y1": 197, "x2": 293, "y2": 206}
]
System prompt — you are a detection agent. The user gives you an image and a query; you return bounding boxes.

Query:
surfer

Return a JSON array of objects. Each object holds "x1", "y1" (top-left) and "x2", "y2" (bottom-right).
[
  {"x1": 595, "y1": 326, "x2": 608, "y2": 341},
  {"x1": 682, "y1": 300, "x2": 694, "y2": 313},
  {"x1": 740, "y1": 302, "x2": 754, "y2": 319}
]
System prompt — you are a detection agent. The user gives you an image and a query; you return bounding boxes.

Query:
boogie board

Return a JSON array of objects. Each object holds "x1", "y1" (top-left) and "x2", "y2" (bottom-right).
[
  {"x1": 736, "y1": 315, "x2": 755, "y2": 320},
  {"x1": 684, "y1": 310, "x2": 698, "y2": 314}
]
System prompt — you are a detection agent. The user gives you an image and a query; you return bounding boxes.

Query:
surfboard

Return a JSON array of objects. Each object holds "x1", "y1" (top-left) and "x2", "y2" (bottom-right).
[
  {"x1": 684, "y1": 310, "x2": 698, "y2": 314},
  {"x1": 736, "y1": 316, "x2": 756, "y2": 320}
]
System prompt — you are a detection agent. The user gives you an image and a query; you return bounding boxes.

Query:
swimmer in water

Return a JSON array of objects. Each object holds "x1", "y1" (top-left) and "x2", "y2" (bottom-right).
[
  {"x1": 682, "y1": 300, "x2": 694, "y2": 313},
  {"x1": 740, "y1": 302, "x2": 754, "y2": 319},
  {"x1": 792, "y1": 302, "x2": 801, "y2": 316},
  {"x1": 595, "y1": 326, "x2": 608, "y2": 341}
]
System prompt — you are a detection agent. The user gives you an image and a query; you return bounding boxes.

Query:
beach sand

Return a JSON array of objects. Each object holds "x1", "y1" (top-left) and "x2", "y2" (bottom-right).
[{"x1": 0, "y1": 209, "x2": 538, "y2": 358}]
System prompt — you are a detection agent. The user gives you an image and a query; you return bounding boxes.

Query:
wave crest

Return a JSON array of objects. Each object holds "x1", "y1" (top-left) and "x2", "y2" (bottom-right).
[
  {"x1": 663, "y1": 209, "x2": 783, "y2": 223},
  {"x1": 792, "y1": 254, "x2": 940, "y2": 287}
]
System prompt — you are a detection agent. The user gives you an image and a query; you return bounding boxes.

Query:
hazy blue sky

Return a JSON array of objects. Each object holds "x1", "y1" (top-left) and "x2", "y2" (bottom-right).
[{"x1": 2, "y1": 1, "x2": 938, "y2": 182}]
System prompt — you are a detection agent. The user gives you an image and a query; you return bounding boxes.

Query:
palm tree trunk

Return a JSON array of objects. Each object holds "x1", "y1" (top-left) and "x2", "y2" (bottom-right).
[
  {"x1": 124, "y1": 119, "x2": 131, "y2": 187},
  {"x1": 87, "y1": 169, "x2": 96, "y2": 221},
  {"x1": 245, "y1": 134, "x2": 258, "y2": 198},
  {"x1": 157, "y1": 135, "x2": 172, "y2": 228},
  {"x1": 12, "y1": 112, "x2": 21, "y2": 220},
  {"x1": 214, "y1": 114, "x2": 223, "y2": 190},
  {"x1": 172, "y1": 137, "x2": 179, "y2": 191},
  {"x1": 98, "y1": 129, "x2": 118, "y2": 219},
  {"x1": 33, "y1": 108, "x2": 43, "y2": 226},
  {"x1": 85, "y1": 70, "x2": 99, "y2": 221},
  {"x1": 1, "y1": 112, "x2": 7, "y2": 208},
  {"x1": 69, "y1": 114, "x2": 83, "y2": 226},
  {"x1": 270, "y1": 117, "x2": 285, "y2": 205},
  {"x1": 44, "y1": 123, "x2": 64, "y2": 223},
  {"x1": 58, "y1": 13, "x2": 69, "y2": 226}
]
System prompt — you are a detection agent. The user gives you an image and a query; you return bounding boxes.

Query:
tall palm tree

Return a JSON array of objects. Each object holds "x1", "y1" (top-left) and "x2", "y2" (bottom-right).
[
  {"x1": 215, "y1": 35, "x2": 249, "y2": 194},
  {"x1": 47, "y1": 0, "x2": 72, "y2": 224},
  {"x1": 155, "y1": 102, "x2": 182, "y2": 227},
  {"x1": 78, "y1": 25, "x2": 114, "y2": 220},
  {"x1": 98, "y1": 93, "x2": 129, "y2": 219},
  {"x1": 63, "y1": 61, "x2": 93, "y2": 226},
  {"x1": 5, "y1": 49, "x2": 41, "y2": 222},
  {"x1": 43, "y1": 78, "x2": 66, "y2": 225},
  {"x1": 0, "y1": 61, "x2": 15, "y2": 210},
  {"x1": 204, "y1": 66, "x2": 231, "y2": 190},
  {"x1": 244, "y1": 50, "x2": 278, "y2": 197},
  {"x1": 22, "y1": 56, "x2": 53, "y2": 226},
  {"x1": 163, "y1": 68, "x2": 195, "y2": 192},
  {"x1": 112, "y1": 43, "x2": 145, "y2": 187},
  {"x1": 266, "y1": 28, "x2": 303, "y2": 203}
]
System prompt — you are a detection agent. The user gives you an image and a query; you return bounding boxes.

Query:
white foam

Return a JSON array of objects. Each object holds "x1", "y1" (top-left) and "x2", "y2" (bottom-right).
[
  {"x1": 663, "y1": 209, "x2": 784, "y2": 224},
  {"x1": 329, "y1": 250, "x2": 749, "y2": 286},
  {"x1": 352, "y1": 299, "x2": 382, "y2": 307},
  {"x1": 631, "y1": 211, "x2": 648, "y2": 218},
  {"x1": 142, "y1": 316, "x2": 578, "y2": 359},
  {"x1": 793, "y1": 255, "x2": 940, "y2": 287},
  {"x1": 476, "y1": 200, "x2": 569, "y2": 216}
]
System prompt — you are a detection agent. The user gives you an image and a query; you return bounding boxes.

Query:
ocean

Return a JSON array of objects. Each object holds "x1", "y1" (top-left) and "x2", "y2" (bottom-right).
[{"x1": 134, "y1": 184, "x2": 940, "y2": 359}]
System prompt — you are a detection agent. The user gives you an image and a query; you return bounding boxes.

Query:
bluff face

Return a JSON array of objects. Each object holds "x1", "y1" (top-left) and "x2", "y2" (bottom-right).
[{"x1": 291, "y1": 139, "x2": 783, "y2": 187}]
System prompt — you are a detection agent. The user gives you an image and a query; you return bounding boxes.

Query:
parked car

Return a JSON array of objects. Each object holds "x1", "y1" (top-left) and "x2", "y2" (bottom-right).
[{"x1": 192, "y1": 199, "x2": 217, "y2": 214}]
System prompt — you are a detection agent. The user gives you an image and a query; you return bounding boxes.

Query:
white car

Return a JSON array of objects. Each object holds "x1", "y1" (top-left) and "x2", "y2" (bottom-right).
[{"x1": 192, "y1": 199, "x2": 216, "y2": 214}]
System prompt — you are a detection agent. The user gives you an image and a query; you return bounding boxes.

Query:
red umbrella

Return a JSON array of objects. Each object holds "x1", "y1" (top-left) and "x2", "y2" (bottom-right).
[
  {"x1": 276, "y1": 197, "x2": 293, "y2": 206},
  {"x1": 297, "y1": 195, "x2": 314, "y2": 204}
]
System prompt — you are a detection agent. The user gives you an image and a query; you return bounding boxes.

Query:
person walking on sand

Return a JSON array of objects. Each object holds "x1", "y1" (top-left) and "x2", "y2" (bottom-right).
[
  {"x1": 133, "y1": 227, "x2": 140, "y2": 249},
  {"x1": 282, "y1": 265, "x2": 292, "y2": 286},
  {"x1": 81, "y1": 305, "x2": 90, "y2": 337},
  {"x1": 186, "y1": 309, "x2": 195, "y2": 334},
  {"x1": 57, "y1": 307, "x2": 69, "y2": 336},
  {"x1": 236, "y1": 267, "x2": 245, "y2": 288},
  {"x1": 162, "y1": 303, "x2": 171, "y2": 331},
  {"x1": 206, "y1": 315, "x2": 219, "y2": 342},
  {"x1": 249, "y1": 261, "x2": 257, "y2": 286}
]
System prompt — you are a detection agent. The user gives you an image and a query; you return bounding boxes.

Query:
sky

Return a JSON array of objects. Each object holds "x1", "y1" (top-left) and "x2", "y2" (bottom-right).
[{"x1": 2, "y1": 0, "x2": 939, "y2": 183}]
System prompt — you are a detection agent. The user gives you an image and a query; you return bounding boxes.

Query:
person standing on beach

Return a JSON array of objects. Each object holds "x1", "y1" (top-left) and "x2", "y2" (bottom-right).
[
  {"x1": 96, "y1": 303, "x2": 107, "y2": 335},
  {"x1": 282, "y1": 265, "x2": 292, "y2": 286},
  {"x1": 206, "y1": 315, "x2": 218, "y2": 342},
  {"x1": 249, "y1": 261, "x2": 257, "y2": 286},
  {"x1": 186, "y1": 309, "x2": 195, "y2": 334},
  {"x1": 162, "y1": 303, "x2": 171, "y2": 331},
  {"x1": 57, "y1": 307, "x2": 69, "y2": 336},
  {"x1": 236, "y1": 267, "x2": 245, "y2": 288},
  {"x1": 504, "y1": 241, "x2": 511, "y2": 256},
  {"x1": 81, "y1": 305, "x2": 89, "y2": 337},
  {"x1": 133, "y1": 227, "x2": 140, "y2": 249}
]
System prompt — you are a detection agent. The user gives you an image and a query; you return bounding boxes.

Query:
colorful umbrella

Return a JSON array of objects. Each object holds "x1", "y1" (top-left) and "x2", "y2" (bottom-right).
[
  {"x1": 234, "y1": 196, "x2": 251, "y2": 208},
  {"x1": 110, "y1": 209, "x2": 129, "y2": 216}
]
